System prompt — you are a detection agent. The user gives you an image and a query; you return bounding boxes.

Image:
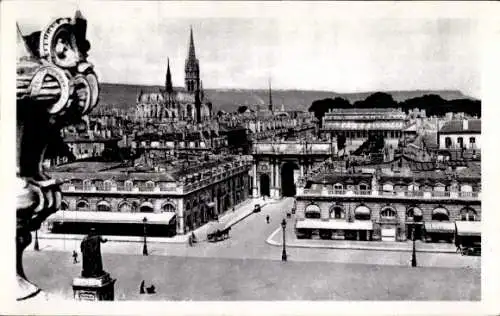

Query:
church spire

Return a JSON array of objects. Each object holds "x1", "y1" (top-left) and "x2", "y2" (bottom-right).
[
  {"x1": 166, "y1": 57, "x2": 173, "y2": 93},
  {"x1": 188, "y1": 26, "x2": 196, "y2": 60},
  {"x1": 185, "y1": 26, "x2": 200, "y2": 93},
  {"x1": 268, "y1": 77, "x2": 273, "y2": 112}
]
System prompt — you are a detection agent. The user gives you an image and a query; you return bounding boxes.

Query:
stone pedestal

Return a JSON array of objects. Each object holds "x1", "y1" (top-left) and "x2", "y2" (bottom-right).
[{"x1": 72, "y1": 273, "x2": 116, "y2": 301}]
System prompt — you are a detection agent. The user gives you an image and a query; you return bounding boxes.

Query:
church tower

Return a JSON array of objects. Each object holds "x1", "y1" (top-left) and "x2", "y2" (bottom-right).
[{"x1": 185, "y1": 26, "x2": 200, "y2": 93}]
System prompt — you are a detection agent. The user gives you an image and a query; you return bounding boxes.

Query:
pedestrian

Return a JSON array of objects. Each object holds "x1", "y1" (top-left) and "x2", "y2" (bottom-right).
[
  {"x1": 140, "y1": 280, "x2": 145, "y2": 294},
  {"x1": 188, "y1": 235, "x2": 193, "y2": 247},
  {"x1": 72, "y1": 250, "x2": 78, "y2": 264},
  {"x1": 266, "y1": 215, "x2": 270, "y2": 224},
  {"x1": 191, "y1": 232, "x2": 197, "y2": 244}
]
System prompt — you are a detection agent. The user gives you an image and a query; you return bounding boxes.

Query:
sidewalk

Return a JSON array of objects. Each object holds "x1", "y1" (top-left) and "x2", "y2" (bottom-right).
[
  {"x1": 38, "y1": 197, "x2": 278, "y2": 245},
  {"x1": 266, "y1": 227, "x2": 457, "y2": 253}
]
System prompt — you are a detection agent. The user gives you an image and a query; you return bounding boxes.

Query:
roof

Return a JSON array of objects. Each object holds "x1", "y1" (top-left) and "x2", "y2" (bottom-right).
[{"x1": 439, "y1": 119, "x2": 481, "y2": 134}]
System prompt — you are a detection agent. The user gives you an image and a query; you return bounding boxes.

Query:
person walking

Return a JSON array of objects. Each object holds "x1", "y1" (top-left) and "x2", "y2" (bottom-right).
[
  {"x1": 140, "y1": 280, "x2": 145, "y2": 294},
  {"x1": 72, "y1": 250, "x2": 78, "y2": 264},
  {"x1": 266, "y1": 215, "x2": 270, "y2": 224}
]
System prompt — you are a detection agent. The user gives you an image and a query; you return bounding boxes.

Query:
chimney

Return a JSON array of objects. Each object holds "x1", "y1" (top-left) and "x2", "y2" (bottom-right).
[{"x1": 463, "y1": 119, "x2": 468, "y2": 131}]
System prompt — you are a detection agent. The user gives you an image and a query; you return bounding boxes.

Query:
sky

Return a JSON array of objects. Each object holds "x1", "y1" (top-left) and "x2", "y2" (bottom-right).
[{"x1": 12, "y1": 1, "x2": 484, "y2": 97}]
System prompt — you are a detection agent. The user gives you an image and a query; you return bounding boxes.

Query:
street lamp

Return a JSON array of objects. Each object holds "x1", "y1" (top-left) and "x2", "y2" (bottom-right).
[
  {"x1": 411, "y1": 225, "x2": 417, "y2": 267},
  {"x1": 281, "y1": 218, "x2": 287, "y2": 262},
  {"x1": 142, "y1": 217, "x2": 148, "y2": 256},
  {"x1": 34, "y1": 229, "x2": 39, "y2": 251}
]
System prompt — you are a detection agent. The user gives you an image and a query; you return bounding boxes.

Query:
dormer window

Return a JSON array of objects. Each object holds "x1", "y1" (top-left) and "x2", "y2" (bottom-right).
[
  {"x1": 124, "y1": 180, "x2": 133, "y2": 191},
  {"x1": 83, "y1": 180, "x2": 92, "y2": 191}
]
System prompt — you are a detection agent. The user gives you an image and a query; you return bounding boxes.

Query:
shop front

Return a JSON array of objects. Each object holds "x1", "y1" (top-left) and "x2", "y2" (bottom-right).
[
  {"x1": 423, "y1": 221, "x2": 455, "y2": 243},
  {"x1": 295, "y1": 218, "x2": 373, "y2": 240}
]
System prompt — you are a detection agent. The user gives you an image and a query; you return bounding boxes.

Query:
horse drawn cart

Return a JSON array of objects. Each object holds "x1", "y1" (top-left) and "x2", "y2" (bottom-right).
[{"x1": 207, "y1": 223, "x2": 231, "y2": 242}]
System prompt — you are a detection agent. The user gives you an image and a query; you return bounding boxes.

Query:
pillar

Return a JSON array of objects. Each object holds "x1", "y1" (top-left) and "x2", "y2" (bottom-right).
[
  {"x1": 176, "y1": 199, "x2": 185, "y2": 235},
  {"x1": 252, "y1": 162, "x2": 259, "y2": 198},
  {"x1": 300, "y1": 162, "x2": 304, "y2": 178},
  {"x1": 275, "y1": 162, "x2": 281, "y2": 198}
]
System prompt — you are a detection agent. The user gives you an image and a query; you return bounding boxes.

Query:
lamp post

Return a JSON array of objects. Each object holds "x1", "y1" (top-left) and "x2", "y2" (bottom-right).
[
  {"x1": 411, "y1": 225, "x2": 417, "y2": 267},
  {"x1": 34, "y1": 229, "x2": 39, "y2": 251},
  {"x1": 142, "y1": 217, "x2": 148, "y2": 256},
  {"x1": 281, "y1": 218, "x2": 287, "y2": 262}
]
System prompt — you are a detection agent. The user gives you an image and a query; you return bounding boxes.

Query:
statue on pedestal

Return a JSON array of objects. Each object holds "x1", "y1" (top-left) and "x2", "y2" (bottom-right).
[
  {"x1": 16, "y1": 11, "x2": 99, "y2": 301},
  {"x1": 80, "y1": 229, "x2": 108, "y2": 278}
]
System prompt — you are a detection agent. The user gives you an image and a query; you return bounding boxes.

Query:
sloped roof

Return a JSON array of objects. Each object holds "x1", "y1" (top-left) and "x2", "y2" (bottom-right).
[{"x1": 440, "y1": 119, "x2": 481, "y2": 134}]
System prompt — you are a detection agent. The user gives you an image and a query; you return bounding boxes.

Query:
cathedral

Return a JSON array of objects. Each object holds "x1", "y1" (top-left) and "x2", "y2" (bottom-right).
[{"x1": 135, "y1": 27, "x2": 212, "y2": 123}]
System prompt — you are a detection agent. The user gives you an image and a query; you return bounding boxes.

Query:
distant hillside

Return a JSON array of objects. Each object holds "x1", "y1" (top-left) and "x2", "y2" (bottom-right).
[{"x1": 97, "y1": 82, "x2": 473, "y2": 113}]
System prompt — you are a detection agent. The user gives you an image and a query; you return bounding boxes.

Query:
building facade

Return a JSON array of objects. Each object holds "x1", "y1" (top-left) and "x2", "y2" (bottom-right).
[
  {"x1": 47, "y1": 157, "x2": 251, "y2": 236},
  {"x1": 294, "y1": 157, "x2": 481, "y2": 243}
]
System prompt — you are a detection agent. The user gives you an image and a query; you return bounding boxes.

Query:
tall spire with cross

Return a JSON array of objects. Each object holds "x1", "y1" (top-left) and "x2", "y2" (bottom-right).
[{"x1": 185, "y1": 26, "x2": 200, "y2": 93}]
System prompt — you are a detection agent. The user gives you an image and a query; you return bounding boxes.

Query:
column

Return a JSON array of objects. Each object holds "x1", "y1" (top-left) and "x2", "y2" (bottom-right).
[
  {"x1": 275, "y1": 162, "x2": 281, "y2": 198},
  {"x1": 300, "y1": 160, "x2": 304, "y2": 178},
  {"x1": 270, "y1": 161, "x2": 276, "y2": 198},
  {"x1": 176, "y1": 199, "x2": 185, "y2": 235},
  {"x1": 252, "y1": 162, "x2": 259, "y2": 198}
]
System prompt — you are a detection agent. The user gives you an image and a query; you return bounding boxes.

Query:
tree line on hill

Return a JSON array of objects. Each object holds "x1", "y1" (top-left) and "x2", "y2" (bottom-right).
[{"x1": 309, "y1": 92, "x2": 481, "y2": 128}]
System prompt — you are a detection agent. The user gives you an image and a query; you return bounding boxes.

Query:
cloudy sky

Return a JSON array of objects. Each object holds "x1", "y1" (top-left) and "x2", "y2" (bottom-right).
[{"x1": 12, "y1": 1, "x2": 483, "y2": 97}]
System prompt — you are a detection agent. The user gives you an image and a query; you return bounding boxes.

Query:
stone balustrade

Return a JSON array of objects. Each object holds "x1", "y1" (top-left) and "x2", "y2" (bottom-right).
[{"x1": 300, "y1": 187, "x2": 480, "y2": 201}]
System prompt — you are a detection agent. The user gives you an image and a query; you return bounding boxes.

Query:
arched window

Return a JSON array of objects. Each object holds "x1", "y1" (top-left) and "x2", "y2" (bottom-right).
[
  {"x1": 432, "y1": 207, "x2": 449, "y2": 221},
  {"x1": 406, "y1": 207, "x2": 423, "y2": 222},
  {"x1": 83, "y1": 180, "x2": 92, "y2": 191},
  {"x1": 162, "y1": 203, "x2": 176, "y2": 213},
  {"x1": 354, "y1": 205, "x2": 371, "y2": 220},
  {"x1": 118, "y1": 202, "x2": 132, "y2": 213},
  {"x1": 330, "y1": 205, "x2": 345, "y2": 219},
  {"x1": 97, "y1": 200, "x2": 111, "y2": 212},
  {"x1": 460, "y1": 207, "x2": 477, "y2": 221},
  {"x1": 76, "y1": 200, "x2": 89, "y2": 211},
  {"x1": 124, "y1": 180, "x2": 133, "y2": 191},
  {"x1": 139, "y1": 201, "x2": 154, "y2": 213},
  {"x1": 380, "y1": 207, "x2": 397, "y2": 219},
  {"x1": 304, "y1": 204, "x2": 321, "y2": 219}
]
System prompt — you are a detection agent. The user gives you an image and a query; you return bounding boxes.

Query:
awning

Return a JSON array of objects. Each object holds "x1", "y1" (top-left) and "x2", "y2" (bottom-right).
[
  {"x1": 409, "y1": 207, "x2": 423, "y2": 217},
  {"x1": 354, "y1": 206, "x2": 371, "y2": 215},
  {"x1": 139, "y1": 202, "x2": 154, "y2": 209},
  {"x1": 455, "y1": 221, "x2": 481, "y2": 237},
  {"x1": 432, "y1": 208, "x2": 449, "y2": 216},
  {"x1": 96, "y1": 200, "x2": 111, "y2": 207},
  {"x1": 305, "y1": 204, "x2": 321, "y2": 213},
  {"x1": 47, "y1": 210, "x2": 176, "y2": 225},
  {"x1": 424, "y1": 221, "x2": 455, "y2": 234},
  {"x1": 295, "y1": 219, "x2": 373, "y2": 231}
]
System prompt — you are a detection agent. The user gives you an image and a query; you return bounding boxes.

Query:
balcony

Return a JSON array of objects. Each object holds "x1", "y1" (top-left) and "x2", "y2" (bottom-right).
[{"x1": 300, "y1": 188, "x2": 479, "y2": 201}]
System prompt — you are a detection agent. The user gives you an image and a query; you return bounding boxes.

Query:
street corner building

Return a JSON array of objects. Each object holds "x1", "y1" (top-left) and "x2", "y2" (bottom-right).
[
  {"x1": 45, "y1": 156, "x2": 252, "y2": 237},
  {"x1": 293, "y1": 154, "x2": 481, "y2": 243}
]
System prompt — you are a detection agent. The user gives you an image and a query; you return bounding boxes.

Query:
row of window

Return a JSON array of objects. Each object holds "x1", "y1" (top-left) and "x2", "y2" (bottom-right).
[
  {"x1": 76, "y1": 175, "x2": 246, "y2": 192},
  {"x1": 444, "y1": 136, "x2": 476, "y2": 149},
  {"x1": 326, "y1": 183, "x2": 477, "y2": 193},
  {"x1": 304, "y1": 204, "x2": 478, "y2": 222},
  {"x1": 62, "y1": 200, "x2": 176, "y2": 213}
]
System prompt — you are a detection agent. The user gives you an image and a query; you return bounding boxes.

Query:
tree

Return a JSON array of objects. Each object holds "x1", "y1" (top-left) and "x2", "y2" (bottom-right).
[{"x1": 237, "y1": 105, "x2": 248, "y2": 114}]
